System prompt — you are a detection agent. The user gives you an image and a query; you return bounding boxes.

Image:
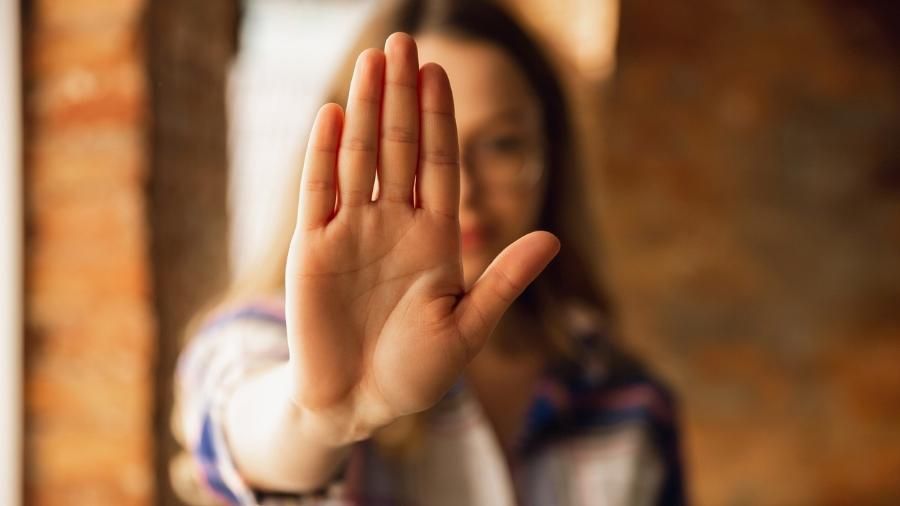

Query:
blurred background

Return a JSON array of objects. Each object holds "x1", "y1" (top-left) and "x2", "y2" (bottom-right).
[{"x1": 5, "y1": 0, "x2": 900, "y2": 504}]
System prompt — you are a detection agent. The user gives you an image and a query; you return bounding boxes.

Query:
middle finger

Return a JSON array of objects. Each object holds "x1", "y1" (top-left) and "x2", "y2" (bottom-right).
[{"x1": 377, "y1": 33, "x2": 419, "y2": 206}]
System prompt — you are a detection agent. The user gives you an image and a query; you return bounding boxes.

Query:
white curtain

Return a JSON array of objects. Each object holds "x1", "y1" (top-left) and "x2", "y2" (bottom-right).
[{"x1": 228, "y1": 0, "x2": 377, "y2": 277}]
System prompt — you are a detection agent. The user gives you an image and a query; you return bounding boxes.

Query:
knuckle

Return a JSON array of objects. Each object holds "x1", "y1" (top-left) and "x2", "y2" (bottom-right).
[
  {"x1": 491, "y1": 269, "x2": 519, "y2": 302},
  {"x1": 342, "y1": 188, "x2": 371, "y2": 206},
  {"x1": 385, "y1": 77, "x2": 418, "y2": 90},
  {"x1": 427, "y1": 207, "x2": 457, "y2": 221},
  {"x1": 342, "y1": 136, "x2": 376, "y2": 152},
  {"x1": 308, "y1": 143, "x2": 336, "y2": 154},
  {"x1": 423, "y1": 148, "x2": 458, "y2": 166},
  {"x1": 383, "y1": 124, "x2": 418, "y2": 145},
  {"x1": 303, "y1": 179, "x2": 333, "y2": 193},
  {"x1": 380, "y1": 194, "x2": 408, "y2": 204},
  {"x1": 378, "y1": 181, "x2": 410, "y2": 203},
  {"x1": 354, "y1": 93, "x2": 380, "y2": 106}
]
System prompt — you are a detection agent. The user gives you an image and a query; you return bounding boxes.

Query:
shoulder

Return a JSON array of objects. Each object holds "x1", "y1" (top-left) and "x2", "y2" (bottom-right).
[
  {"x1": 556, "y1": 299, "x2": 680, "y2": 419},
  {"x1": 530, "y1": 300, "x2": 686, "y2": 503},
  {"x1": 523, "y1": 331, "x2": 686, "y2": 503},
  {"x1": 176, "y1": 295, "x2": 289, "y2": 388},
  {"x1": 194, "y1": 295, "x2": 287, "y2": 335},
  {"x1": 526, "y1": 299, "x2": 681, "y2": 451}
]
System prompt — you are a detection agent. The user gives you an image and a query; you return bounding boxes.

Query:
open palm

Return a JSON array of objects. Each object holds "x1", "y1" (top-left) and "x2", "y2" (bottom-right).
[{"x1": 285, "y1": 33, "x2": 559, "y2": 442}]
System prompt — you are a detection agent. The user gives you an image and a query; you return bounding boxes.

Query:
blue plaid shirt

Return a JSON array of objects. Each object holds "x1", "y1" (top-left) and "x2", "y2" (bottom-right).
[{"x1": 172, "y1": 299, "x2": 685, "y2": 505}]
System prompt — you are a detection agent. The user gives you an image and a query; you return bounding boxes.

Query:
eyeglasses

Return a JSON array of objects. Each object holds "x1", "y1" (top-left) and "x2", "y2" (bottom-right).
[{"x1": 460, "y1": 133, "x2": 546, "y2": 190}]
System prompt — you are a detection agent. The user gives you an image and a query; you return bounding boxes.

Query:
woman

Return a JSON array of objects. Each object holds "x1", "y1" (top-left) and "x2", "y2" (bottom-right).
[{"x1": 173, "y1": 1, "x2": 685, "y2": 504}]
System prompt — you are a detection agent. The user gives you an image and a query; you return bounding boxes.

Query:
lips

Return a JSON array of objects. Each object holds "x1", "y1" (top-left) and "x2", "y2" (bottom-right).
[{"x1": 461, "y1": 225, "x2": 487, "y2": 252}]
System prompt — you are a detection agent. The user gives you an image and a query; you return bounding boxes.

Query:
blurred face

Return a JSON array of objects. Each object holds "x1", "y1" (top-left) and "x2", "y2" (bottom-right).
[{"x1": 416, "y1": 33, "x2": 548, "y2": 289}]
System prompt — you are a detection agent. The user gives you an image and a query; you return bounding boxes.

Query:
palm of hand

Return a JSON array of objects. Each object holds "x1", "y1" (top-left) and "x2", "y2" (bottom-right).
[
  {"x1": 291, "y1": 202, "x2": 466, "y2": 419},
  {"x1": 285, "y1": 33, "x2": 559, "y2": 439}
]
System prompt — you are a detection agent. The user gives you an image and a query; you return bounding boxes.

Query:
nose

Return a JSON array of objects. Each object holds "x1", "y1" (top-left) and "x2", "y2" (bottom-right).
[{"x1": 459, "y1": 158, "x2": 475, "y2": 208}]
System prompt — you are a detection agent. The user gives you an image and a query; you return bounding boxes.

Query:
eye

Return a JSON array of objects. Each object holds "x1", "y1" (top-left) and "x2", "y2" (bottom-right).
[{"x1": 484, "y1": 135, "x2": 526, "y2": 153}]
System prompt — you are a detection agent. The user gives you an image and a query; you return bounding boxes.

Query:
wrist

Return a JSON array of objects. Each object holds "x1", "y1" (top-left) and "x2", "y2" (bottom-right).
[
  {"x1": 283, "y1": 367, "x2": 389, "y2": 448},
  {"x1": 223, "y1": 363, "x2": 354, "y2": 491}
]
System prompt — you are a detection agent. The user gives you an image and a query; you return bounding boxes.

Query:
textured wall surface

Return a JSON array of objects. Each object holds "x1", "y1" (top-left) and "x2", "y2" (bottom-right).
[
  {"x1": 146, "y1": 1, "x2": 235, "y2": 504},
  {"x1": 20, "y1": 0, "x2": 900, "y2": 504},
  {"x1": 602, "y1": 1, "x2": 900, "y2": 504},
  {"x1": 23, "y1": 0, "x2": 155, "y2": 504}
]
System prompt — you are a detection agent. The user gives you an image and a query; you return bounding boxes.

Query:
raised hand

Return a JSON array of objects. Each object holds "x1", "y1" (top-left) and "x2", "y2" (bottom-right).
[{"x1": 284, "y1": 33, "x2": 560, "y2": 445}]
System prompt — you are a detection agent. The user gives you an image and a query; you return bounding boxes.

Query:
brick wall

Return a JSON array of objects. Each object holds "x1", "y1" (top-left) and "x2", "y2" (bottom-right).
[
  {"x1": 604, "y1": 1, "x2": 900, "y2": 504},
  {"x1": 145, "y1": 1, "x2": 235, "y2": 504},
  {"x1": 21, "y1": 0, "x2": 900, "y2": 504},
  {"x1": 24, "y1": 0, "x2": 155, "y2": 504}
]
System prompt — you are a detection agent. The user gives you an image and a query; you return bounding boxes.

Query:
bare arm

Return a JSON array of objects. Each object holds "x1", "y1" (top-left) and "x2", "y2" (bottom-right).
[{"x1": 223, "y1": 363, "x2": 351, "y2": 492}]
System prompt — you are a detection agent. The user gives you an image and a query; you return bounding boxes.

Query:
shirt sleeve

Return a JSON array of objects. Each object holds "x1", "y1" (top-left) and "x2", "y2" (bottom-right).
[{"x1": 172, "y1": 303, "x2": 309, "y2": 505}]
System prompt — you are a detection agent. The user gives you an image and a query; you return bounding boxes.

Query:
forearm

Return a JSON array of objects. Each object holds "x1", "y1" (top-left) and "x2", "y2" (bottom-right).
[{"x1": 222, "y1": 363, "x2": 352, "y2": 493}]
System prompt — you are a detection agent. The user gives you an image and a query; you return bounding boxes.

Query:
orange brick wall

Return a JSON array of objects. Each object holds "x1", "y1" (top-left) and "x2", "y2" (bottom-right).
[
  {"x1": 19, "y1": 1, "x2": 900, "y2": 504},
  {"x1": 604, "y1": 1, "x2": 900, "y2": 504},
  {"x1": 23, "y1": 0, "x2": 155, "y2": 504}
]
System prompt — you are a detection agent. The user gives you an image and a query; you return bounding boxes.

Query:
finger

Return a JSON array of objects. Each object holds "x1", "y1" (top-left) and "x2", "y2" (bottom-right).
[
  {"x1": 377, "y1": 33, "x2": 419, "y2": 206},
  {"x1": 416, "y1": 63, "x2": 459, "y2": 219},
  {"x1": 297, "y1": 103, "x2": 343, "y2": 230},
  {"x1": 455, "y1": 232, "x2": 560, "y2": 354},
  {"x1": 338, "y1": 48, "x2": 385, "y2": 209}
]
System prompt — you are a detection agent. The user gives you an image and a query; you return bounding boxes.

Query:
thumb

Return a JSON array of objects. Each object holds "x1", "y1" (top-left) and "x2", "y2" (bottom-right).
[{"x1": 455, "y1": 231, "x2": 561, "y2": 356}]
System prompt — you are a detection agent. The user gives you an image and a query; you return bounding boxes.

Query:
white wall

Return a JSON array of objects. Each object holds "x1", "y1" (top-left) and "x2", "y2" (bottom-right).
[
  {"x1": 0, "y1": 0, "x2": 23, "y2": 503},
  {"x1": 228, "y1": 0, "x2": 376, "y2": 276}
]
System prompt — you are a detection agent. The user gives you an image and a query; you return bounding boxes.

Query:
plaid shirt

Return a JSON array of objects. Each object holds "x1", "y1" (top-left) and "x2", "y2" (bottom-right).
[{"x1": 172, "y1": 299, "x2": 685, "y2": 505}]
